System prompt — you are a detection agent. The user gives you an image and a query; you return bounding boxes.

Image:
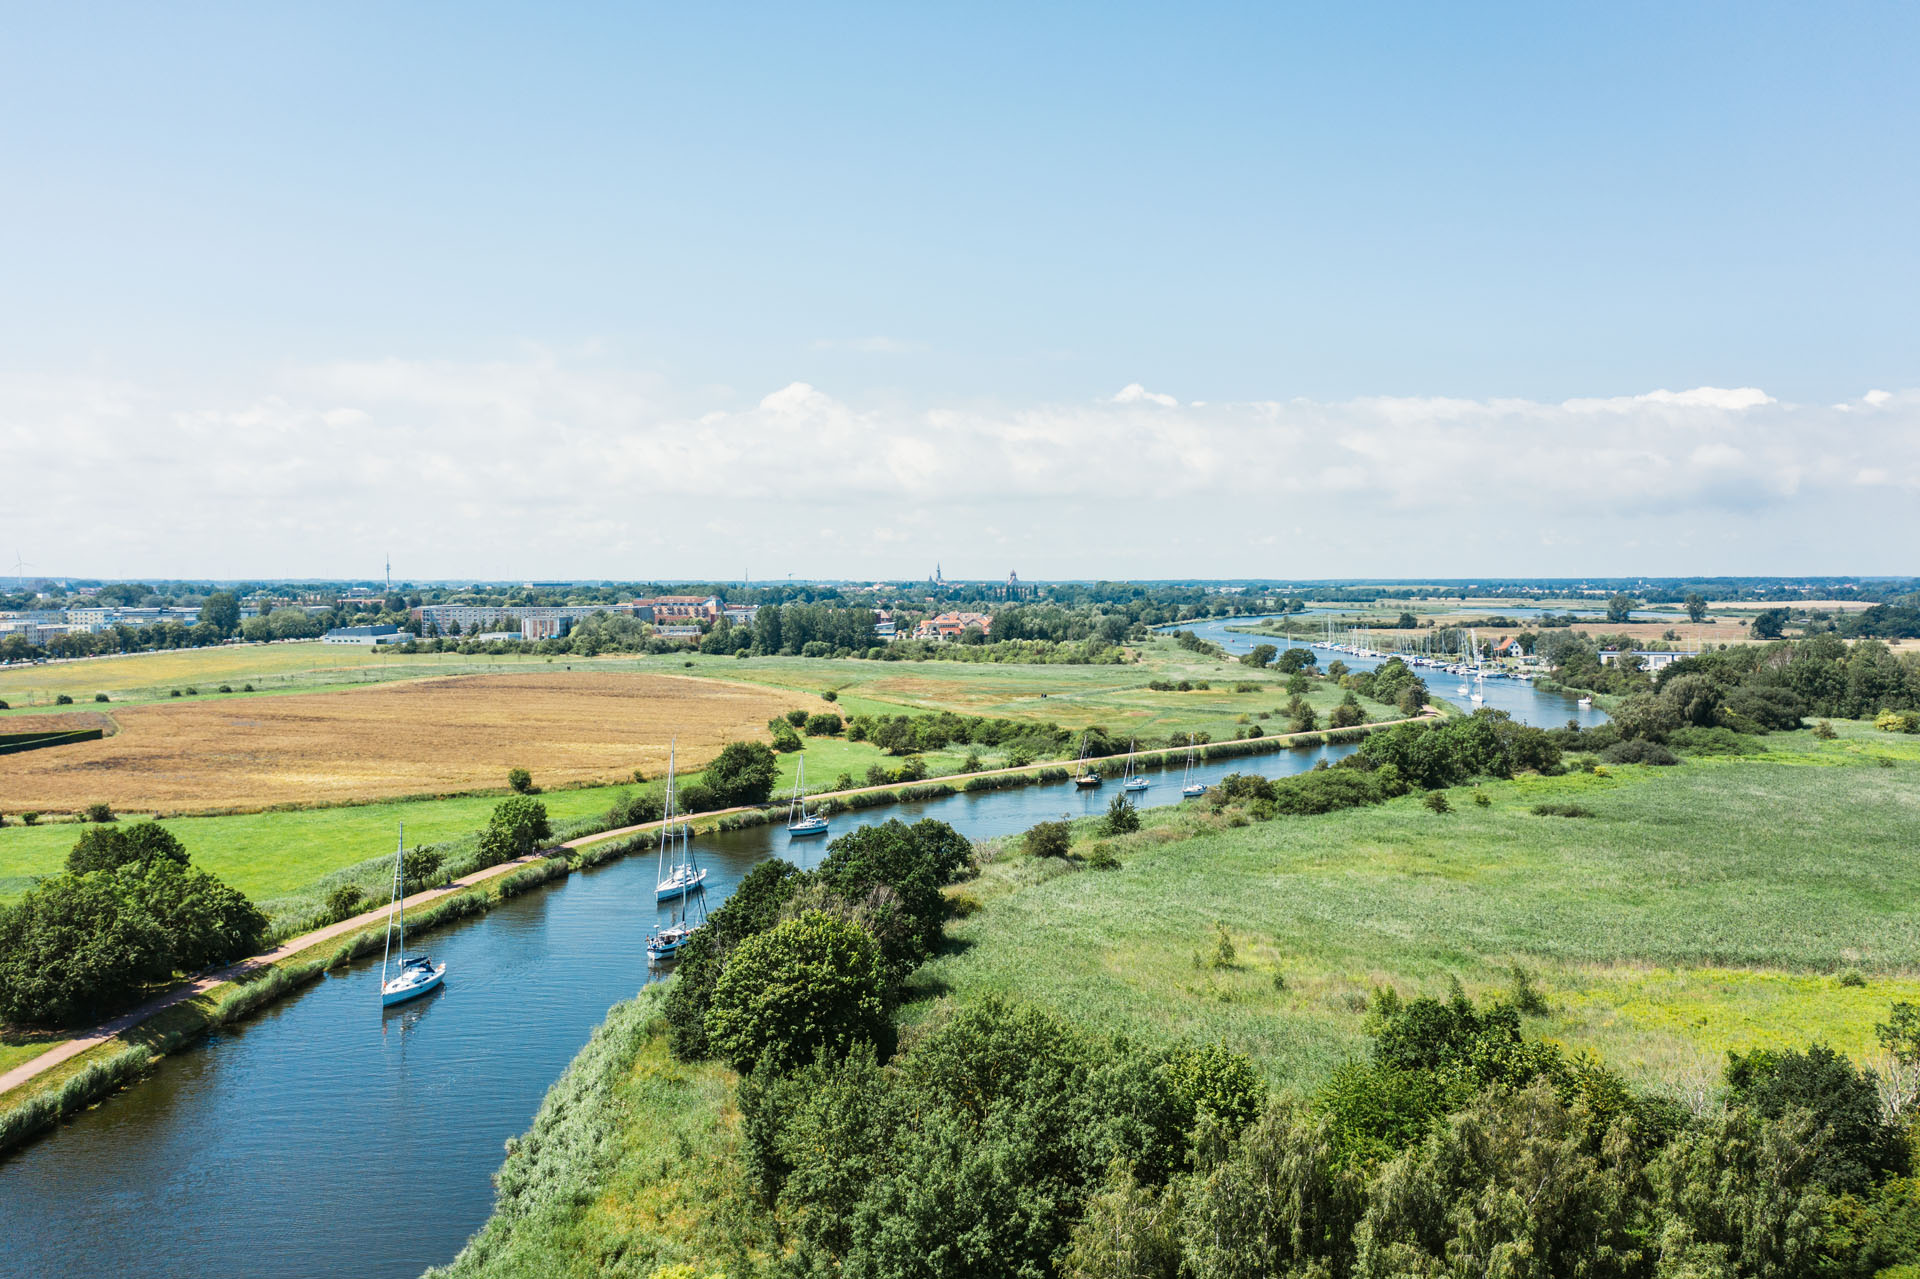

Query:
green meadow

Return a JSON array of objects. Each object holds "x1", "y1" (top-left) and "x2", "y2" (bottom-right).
[{"x1": 909, "y1": 722, "x2": 1920, "y2": 1093}]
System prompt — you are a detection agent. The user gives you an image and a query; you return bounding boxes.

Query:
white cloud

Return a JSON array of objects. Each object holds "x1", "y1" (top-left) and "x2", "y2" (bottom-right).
[
  {"x1": 2, "y1": 364, "x2": 1916, "y2": 578},
  {"x1": 1111, "y1": 383, "x2": 1179, "y2": 408}
]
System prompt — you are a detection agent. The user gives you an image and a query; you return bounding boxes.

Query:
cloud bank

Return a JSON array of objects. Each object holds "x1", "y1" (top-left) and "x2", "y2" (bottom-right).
[{"x1": 4, "y1": 359, "x2": 1915, "y2": 579}]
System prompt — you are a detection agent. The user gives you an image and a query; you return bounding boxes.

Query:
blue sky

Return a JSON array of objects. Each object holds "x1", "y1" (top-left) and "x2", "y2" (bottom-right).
[{"x1": 4, "y1": 4, "x2": 1917, "y2": 579}]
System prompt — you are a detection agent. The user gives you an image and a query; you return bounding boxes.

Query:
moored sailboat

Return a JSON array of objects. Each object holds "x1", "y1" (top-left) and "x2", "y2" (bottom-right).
[
  {"x1": 1122, "y1": 737, "x2": 1149, "y2": 791},
  {"x1": 655, "y1": 740, "x2": 709, "y2": 902},
  {"x1": 379, "y1": 824, "x2": 446, "y2": 1008},
  {"x1": 1073, "y1": 732, "x2": 1103, "y2": 788},
  {"x1": 1180, "y1": 744, "x2": 1207, "y2": 798},
  {"x1": 787, "y1": 755, "x2": 830, "y2": 837}
]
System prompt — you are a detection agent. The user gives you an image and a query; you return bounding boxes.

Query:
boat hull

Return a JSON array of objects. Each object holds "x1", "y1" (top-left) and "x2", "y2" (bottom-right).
[
  {"x1": 381, "y1": 965, "x2": 445, "y2": 1008},
  {"x1": 1073, "y1": 777, "x2": 1102, "y2": 789},
  {"x1": 1123, "y1": 779, "x2": 1149, "y2": 792},
  {"x1": 655, "y1": 868, "x2": 709, "y2": 902},
  {"x1": 788, "y1": 819, "x2": 830, "y2": 837}
]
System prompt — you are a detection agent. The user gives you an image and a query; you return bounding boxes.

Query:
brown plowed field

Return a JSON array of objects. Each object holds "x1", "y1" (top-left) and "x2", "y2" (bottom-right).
[{"x1": 0, "y1": 673, "x2": 815, "y2": 815}]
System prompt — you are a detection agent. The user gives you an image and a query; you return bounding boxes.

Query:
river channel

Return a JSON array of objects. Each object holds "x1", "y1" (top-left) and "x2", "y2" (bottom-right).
[{"x1": 0, "y1": 623, "x2": 1595, "y2": 1279}]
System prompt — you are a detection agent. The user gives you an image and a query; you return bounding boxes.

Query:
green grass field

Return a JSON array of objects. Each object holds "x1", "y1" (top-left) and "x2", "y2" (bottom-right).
[{"x1": 908, "y1": 721, "x2": 1920, "y2": 1093}]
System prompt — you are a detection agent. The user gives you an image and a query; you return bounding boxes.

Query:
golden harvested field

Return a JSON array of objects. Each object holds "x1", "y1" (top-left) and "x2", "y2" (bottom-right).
[{"x1": 0, "y1": 672, "x2": 820, "y2": 815}]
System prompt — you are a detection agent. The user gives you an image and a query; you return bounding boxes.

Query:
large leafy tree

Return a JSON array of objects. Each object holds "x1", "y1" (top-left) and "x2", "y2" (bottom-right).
[
  {"x1": 701, "y1": 740, "x2": 781, "y2": 806},
  {"x1": 705, "y1": 911, "x2": 887, "y2": 1075}
]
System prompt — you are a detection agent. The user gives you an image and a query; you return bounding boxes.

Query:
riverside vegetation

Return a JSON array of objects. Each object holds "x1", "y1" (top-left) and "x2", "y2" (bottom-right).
[{"x1": 432, "y1": 658, "x2": 1920, "y2": 1277}]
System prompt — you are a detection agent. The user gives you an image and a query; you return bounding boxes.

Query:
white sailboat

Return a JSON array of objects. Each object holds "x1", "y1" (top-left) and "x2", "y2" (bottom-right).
[
  {"x1": 647, "y1": 829, "x2": 706, "y2": 963},
  {"x1": 1122, "y1": 737, "x2": 1149, "y2": 792},
  {"x1": 379, "y1": 824, "x2": 445, "y2": 1009},
  {"x1": 1180, "y1": 744, "x2": 1207, "y2": 798},
  {"x1": 1577, "y1": 695, "x2": 1593, "y2": 710},
  {"x1": 1073, "y1": 732, "x2": 1103, "y2": 789},
  {"x1": 787, "y1": 755, "x2": 829, "y2": 837},
  {"x1": 655, "y1": 740, "x2": 708, "y2": 902}
]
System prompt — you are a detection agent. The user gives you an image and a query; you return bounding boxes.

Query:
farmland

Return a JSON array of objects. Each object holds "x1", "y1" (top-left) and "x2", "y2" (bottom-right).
[{"x1": 0, "y1": 671, "x2": 820, "y2": 815}]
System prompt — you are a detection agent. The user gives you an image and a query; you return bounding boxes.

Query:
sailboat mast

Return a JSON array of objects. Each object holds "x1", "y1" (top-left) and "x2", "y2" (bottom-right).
[
  {"x1": 382, "y1": 823, "x2": 404, "y2": 981},
  {"x1": 658, "y1": 739, "x2": 677, "y2": 880}
]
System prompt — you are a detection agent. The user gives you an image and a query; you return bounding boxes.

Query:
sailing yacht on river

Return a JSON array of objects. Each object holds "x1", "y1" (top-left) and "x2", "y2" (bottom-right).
[
  {"x1": 655, "y1": 741, "x2": 708, "y2": 902},
  {"x1": 1122, "y1": 737, "x2": 1149, "y2": 791},
  {"x1": 1181, "y1": 744, "x2": 1207, "y2": 798},
  {"x1": 379, "y1": 824, "x2": 446, "y2": 1008},
  {"x1": 787, "y1": 755, "x2": 830, "y2": 837}
]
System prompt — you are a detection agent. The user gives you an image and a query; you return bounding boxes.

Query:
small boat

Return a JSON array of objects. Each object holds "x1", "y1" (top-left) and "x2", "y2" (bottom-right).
[
  {"x1": 379, "y1": 824, "x2": 445, "y2": 1008},
  {"x1": 1470, "y1": 690, "x2": 1485, "y2": 704},
  {"x1": 1577, "y1": 695, "x2": 1593, "y2": 709},
  {"x1": 1122, "y1": 737, "x2": 1149, "y2": 792},
  {"x1": 1073, "y1": 732, "x2": 1103, "y2": 788},
  {"x1": 655, "y1": 741, "x2": 709, "y2": 902},
  {"x1": 787, "y1": 756, "x2": 830, "y2": 837},
  {"x1": 1180, "y1": 744, "x2": 1207, "y2": 798},
  {"x1": 647, "y1": 831, "x2": 706, "y2": 964}
]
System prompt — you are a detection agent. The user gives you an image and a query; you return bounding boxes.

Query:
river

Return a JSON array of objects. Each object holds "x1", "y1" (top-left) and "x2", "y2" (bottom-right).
[{"x1": 0, "y1": 628, "x2": 1599, "y2": 1278}]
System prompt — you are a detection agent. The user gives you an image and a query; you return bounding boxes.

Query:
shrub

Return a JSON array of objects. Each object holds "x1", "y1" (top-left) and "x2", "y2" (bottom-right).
[
  {"x1": 506, "y1": 767, "x2": 535, "y2": 794},
  {"x1": 784, "y1": 709, "x2": 810, "y2": 728},
  {"x1": 865, "y1": 764, "x2": 892, "y2": 788},
  {"x1": 804, "y1": 712, "x2": 844, "y2": 736},
  {"x1": 1837, "y1": 968, "x2": 1866, "y2": 989},
  {"x1": 1600, "y1": 739, "x2": 1679, "y2": 766},
  {"x1": 1813, "y1": 720, "x2": 1837, "y2": 740},
  {"x1": 1472, "y1": 789, "x2": 1492, "y2": 807},
  {"x1": 400, "y1": 848, "x2": 443, "y2": 892},
  {"x1": 833, "y1": 772, "x2": 854, "y2": 791},
  {"x1": 217, "y1": 684, "x2": 232, "y2": 694},
  {"x1": 83, "y1": 802, "x2": 115, "y2": 823},
  {"x1": 242, "y1": 683, "x2": 253, "y2": 692},
  {"x1": 326, "y1": 885, "x2": 367, "y2": 922},
  {"x1": 1085, "y1": 842, "x2": 1119, "y2": 870},
  {"x1": 1532, "y1": 802, "x2": 1596, "y2": 818},
  {"x1": 821, "y1": 689, "x2": 838, "y2": 702},
  {"x1": 1025, "y1": 820, "x2": 1073, "y2": 859},
  {"x1": 1424, "y1": 790, "x2": 1452, "y2": 814},
  {"x1": 54, "y1": 693, "x2": 73, "y2": 705},
  {"x1": 605, "y1": 789, "x2": 663, "y2": 829},
  {"x1": 1103, "y1": 793, "x2": 1141, "y2": 835},
  {"x1": 21, "y1": 812, "x2": 39, "y2": 826},
  {"x1": 184, "y1": 687, "x2": 197, "y2": 696},
  {"x1": 705, "y1": 911, "x2": 888, "y2": 1074},
  {"x1": 93, "y1": 692, "x2": 110, "y2": 703},
  {"x1": 67, "y1": 822, "x2": 188, "y2": 874},
  {"x1": 170, "y1": 690, "x2": 181, "y2": 697},
  {"x1": 1875, "y1": 709, "x2": 1920, "y2": 734},
  {"x1": 478, "y1": 795, "x2": 553, "y2": 866},
  {"x1": 769, "y1": 720, "x2": 803, "y2": 752},
  {"x1": 959, "y1": 751, "x2": 983, "y2": 774}
]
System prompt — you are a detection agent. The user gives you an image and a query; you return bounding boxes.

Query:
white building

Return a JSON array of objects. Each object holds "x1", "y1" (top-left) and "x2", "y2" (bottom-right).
[{"x1": 323, "y1": 624, "x2": 406, "y2": 645}]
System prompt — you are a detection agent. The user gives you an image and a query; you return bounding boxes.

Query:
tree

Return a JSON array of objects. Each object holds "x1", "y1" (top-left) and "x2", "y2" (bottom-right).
[
  {"x1": 702, "y1": 740, "x2": 781, "y2": 805},
  {"x1": 478, "y1": 795, "x2": 552, "y2": 865},
  {"x1": 705, "y1": 911, "x2": 888, "y2": 1074},
  {"x1": 1104, "y1": 793, "x2": 1141, "y2": 835},
  {"x1": 1685, "y1": 593, "x2": 1709, "y2": 623},
  {"x1": 506, "y1": 767, "x2": 535, "y2": 794},
  {"x1": 805, "y1": 712, "x2": 844, "y2": 736},
  {"x1": 66, "y1": 822, "x2": 190, "y2": 875},
  {"x1": 1606, "y1": 594, "x2": 1638, "y2": 624},
  {"x1": 1241, "y1": 644, "x2": 1277, "y2": 669},
  {"x1": 200, "y1": 591, "x2": 240, "y2": 637},
  {"x1": 1752, "y1": 608, "x2": 1789, "y2": 639},
  {"x1": 1276, "y1": 647, "x2": 1317, "y2": 673}
]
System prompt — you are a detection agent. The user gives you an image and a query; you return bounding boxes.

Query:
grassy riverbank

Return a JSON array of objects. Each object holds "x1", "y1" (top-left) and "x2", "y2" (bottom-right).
[{"x1": 430, "y1": 719, "x2": 1920, "y2": 1274}]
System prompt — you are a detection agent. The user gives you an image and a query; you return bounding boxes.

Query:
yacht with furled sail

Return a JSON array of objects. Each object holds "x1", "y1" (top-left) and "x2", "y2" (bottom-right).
[
  {"x1": 647, "y1": 834, "x2": 706, "y2": 963},
  {"x1": 379, "y1": 825, "x2": 445, "y2": 1008},
  {"x1": 787, "y1": 755, "x2": 829, "y2": 837},
  {"x1": 655, "y1": 740, "x2": 708, "y2": 902},
  {"x1": 1180, "y1": 743, "x2": 1207, "y2": 798},
  {"x1": 1073, "y1": 732, "x2": 1103, "y2": 788},
  {"x1": 1122, "y1": 737, "x2": 1149, "y2": 791}
]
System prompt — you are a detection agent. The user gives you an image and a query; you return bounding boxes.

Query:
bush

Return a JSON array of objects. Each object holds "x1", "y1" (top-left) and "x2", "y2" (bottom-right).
[
  {"x1": 1085, "y1": 842, "x2": 1119, "y2": 870},
  {"x1": 67, "y1": 822, "x2": 188, "y2": 875},
  {"x1": 506, "y1": 767, "x2": 535, "y2": 794},
  {"x1": 1875, "y1": 709, "x2": 1920, "y2": 734},
  {"x1": 821, "y1": 689, "x2": 838, "y2": 702},
  {"x1": 400, "y1": 848, "x2": 443, "y2": 892},
  {"x1": 21, "y1": 812, "x2": 38, "y2": 826},
  {"x1": 784, "y1": 709, "x2": 810, "y2": 728},
  {"x1": 93, "y1": 692, "x2": 110, "y2": 703},
  {"x1": 217, "y1": 684, "x2": 232, "y2": 694},
  {"x1": 478, "y1": 795, "x2": 552, "y2": 866},
  {"x1": 1102, "y1": 792, "x2": 1141, "y2": 835},
  {"x1": 170, "y1": 690, "x2": 181, "y2": 698},
  {"x1": 705, "y1": 911, "x2": 888, "y2": 1074},
  {"x1": 82, "y1": 802, "x2": 115, "y2": 824},
  {"x1": 804, "y1": 712, "x2": 844, "y2": 736},
  {"x1": 53, "y1": 693, "x2": 73, "y2": 705},
  {"x1": 326, "y1": 885, "x2": 367, "y2": 922},
  {"x1": 1600, "y1": 738, "x2": 1679, "y2": 766},
  {"x1": 1424, "y1": 790, "x2": 1452, "y2": 814},
  {"x1": 1025, "y1": 820, "x2": 1073, "y2": 859},
  {"x1": 242, "y1": 683, "x2": 253, "y2": 692},
  {"x1": 769, "y1": 720, "x2": 803, "y2": 752},
  {"x1": 1813, "y1": 719, "x2": 1837, "y2": 740},
  {"x1": 604, "y1": 789, "x2": 663, "y2": 829},
  {"x1": 1532, "y1": 802, "x2": 1596, "y2": 818}
]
